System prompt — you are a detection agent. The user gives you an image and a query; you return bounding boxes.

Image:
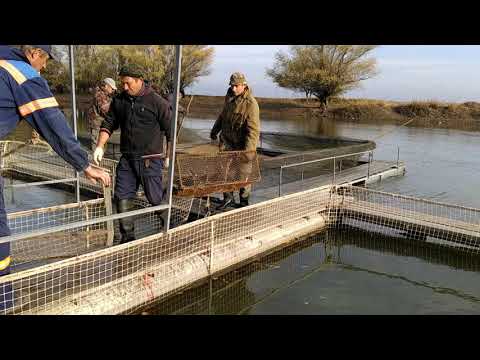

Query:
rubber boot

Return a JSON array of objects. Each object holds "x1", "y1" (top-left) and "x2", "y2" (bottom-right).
[
  {"x1": 217, "y1": 192, "x2": 234, "y2": 211},
  {"x1": 239, "y1": 196, "x2": 249, "y2": 207},
  {"x1": 239, "y1": 187, "x2": 250, "y2": 207},
  {"x1": 154, "y1": 210, "x2": 166, "y2": 230},
  {"x1": 117, "y1": 199, "x2": 136, "y2": 244}
]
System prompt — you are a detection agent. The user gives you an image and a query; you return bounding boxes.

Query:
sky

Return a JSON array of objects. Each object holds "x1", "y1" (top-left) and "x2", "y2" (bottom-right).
[{"x1": 188, "y1": 45, "x2": 480, "y2": 102}]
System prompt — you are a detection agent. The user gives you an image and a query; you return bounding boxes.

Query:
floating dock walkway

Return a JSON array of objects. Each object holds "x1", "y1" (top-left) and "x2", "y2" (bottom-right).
[{"x1": 3, "y1": 140, "x2": 479, "y2": 315}]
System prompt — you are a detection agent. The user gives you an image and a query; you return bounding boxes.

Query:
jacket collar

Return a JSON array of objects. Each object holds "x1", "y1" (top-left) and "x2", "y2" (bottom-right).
[{"x1": 0, "y1": 46, "x2": 29, "y2": 62}]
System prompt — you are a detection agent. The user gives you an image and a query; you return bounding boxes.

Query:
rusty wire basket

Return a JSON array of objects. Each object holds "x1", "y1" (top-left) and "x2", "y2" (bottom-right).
[{"x1": 174, "y1": 150, "x2": 261, "y2": 197}]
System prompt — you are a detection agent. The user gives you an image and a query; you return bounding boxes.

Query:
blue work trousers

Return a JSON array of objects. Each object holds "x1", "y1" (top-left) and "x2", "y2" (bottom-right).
[{"x1": 115, "y1": 156, "x2": 164, "y2": 205}]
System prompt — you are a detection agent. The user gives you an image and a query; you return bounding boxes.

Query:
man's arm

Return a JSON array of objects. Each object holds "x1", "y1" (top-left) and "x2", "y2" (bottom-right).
[
  {"x1": 9, "y1": 76, "x2": 110, "y2": 186},
  {"x1": 94, "y1": 98, "x2": 118, "y2": 163},
  {"x1": 210, "y1": 111, "x2": 223, "y2": 140},
  {"x1": 96, "y1": 90, "x2": 112, "y2": 118},
  {"x1": 99, "y1": 98, "x2": 119, "y2": 141},
  {"x1": 244, "y1": 101, "x2": 260, "y2": 151},
  {"x1": 158, "y1": 97, "x2": 173, "y2": 144},
  {"x1": 13, "y1": 76, "x2": 89, "y2": 172},
  {"x1": 96, "y1": 130, "x2": 111, "y2": 149}
]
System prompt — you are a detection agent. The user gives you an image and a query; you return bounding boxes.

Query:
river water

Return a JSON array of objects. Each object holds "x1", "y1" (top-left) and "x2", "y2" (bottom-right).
[
  {"x1": 5, "y1": 116, "x2": 480, "y2": 314},
  {"x1": 144, "y1": 117, "x2": 480, "y2": 314}
]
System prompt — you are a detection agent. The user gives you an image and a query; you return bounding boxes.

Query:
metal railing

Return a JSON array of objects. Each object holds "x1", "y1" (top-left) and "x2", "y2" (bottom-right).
[
  {"x1": 278, "y1": 149, "x2": 375, "y2": 196},
  {"x1": 277, "y1": 146, "x2": 403, "y2": 197},
  {"x1": 0, "y1": 200, "x2": 170, "y2": 245},
  {"x1": 4, "y1": 177, "x2": 79, "y2": 189}
]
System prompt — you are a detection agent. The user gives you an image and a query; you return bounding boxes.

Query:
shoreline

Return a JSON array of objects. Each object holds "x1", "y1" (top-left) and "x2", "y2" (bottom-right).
[{"x1": 54, "y1": 94, "x2": 480, "y2": 132}]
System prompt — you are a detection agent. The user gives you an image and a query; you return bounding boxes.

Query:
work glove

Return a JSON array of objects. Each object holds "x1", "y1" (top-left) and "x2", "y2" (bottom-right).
[
  {"x1": 93, "y1": 146, "x2": 104, "y2": 165},
  {"x1": 164, "y1": 157, "x2": 170, "y2": 169}
]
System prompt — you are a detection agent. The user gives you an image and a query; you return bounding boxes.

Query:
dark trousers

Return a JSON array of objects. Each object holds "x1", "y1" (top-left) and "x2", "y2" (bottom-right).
[
  {"x1": 0, "y1": 176, "x2": 13, "y2": 311},
  {"x1": 115, "y1": 156, "x2": 164, "y2": 242},
  {"x1": 115, "y1": 156, "x2": 164, "y2": 205}
]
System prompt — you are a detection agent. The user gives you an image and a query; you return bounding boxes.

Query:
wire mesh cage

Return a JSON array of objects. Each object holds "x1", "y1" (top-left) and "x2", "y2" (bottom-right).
[{"x1": 174, "y1": 150, "x2": 261, "y2": 197}]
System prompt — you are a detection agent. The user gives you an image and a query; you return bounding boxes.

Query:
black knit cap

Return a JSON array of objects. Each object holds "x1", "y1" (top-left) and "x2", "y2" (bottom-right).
[{"x1": 118, "y1": 64, "x2": 144, "y2": 79}]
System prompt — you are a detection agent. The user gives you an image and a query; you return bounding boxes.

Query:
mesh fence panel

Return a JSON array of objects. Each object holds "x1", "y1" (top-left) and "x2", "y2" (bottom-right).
[
  {"x1": 174, "y1": 150, "x2": 261, "y2": 197},
  {"x1": 3, "y1": 183, "x2": 480, "y2": 314},
  {"x1": 8, "y1": 199, "x2": 108, "y2": 267},
  {"x1": 1, "y1": 141, "x2": 193, "y2": 229},
  {"x1": 0, "y1": 185, "x2": 332, "y2": 315},
  {"x1": 4, "y1": 138, "x2": 480, "y2": 314},
  {"x1": 334, "y1": 185, "x2": 480, "y2": 254}
]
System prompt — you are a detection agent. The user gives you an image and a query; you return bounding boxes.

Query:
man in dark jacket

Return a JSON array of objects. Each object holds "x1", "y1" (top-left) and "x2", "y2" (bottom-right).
[
  {"x1": 0, "y1": 45, "x2": 111, "y2": 310},
  {"x1": 93, "y1": 64, "x2": 172, "y2": 243}
]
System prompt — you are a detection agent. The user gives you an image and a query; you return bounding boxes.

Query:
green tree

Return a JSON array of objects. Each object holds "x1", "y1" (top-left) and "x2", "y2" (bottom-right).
[
  {"x1": 160, "y1": 45, "x2": 214, "y2": 94},
  {"x1": 73, "y1": 45, "x2": 119, "y2": 93},
  {"x1": 33, "y1": 45, "x2": 214, "y2": 95},
  {"x1": 267, "y1": 45, "x2": 379, "y2": 110}
]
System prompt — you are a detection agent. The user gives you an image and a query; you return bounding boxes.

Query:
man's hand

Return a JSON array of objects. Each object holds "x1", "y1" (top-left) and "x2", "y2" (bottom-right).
[
  {"x1": 164, "y1": 157, "x2": 170, "y2": 169},
  {"x1": 84, "y1": 165, "x2": 111, "y2": 187},
  {"x1": 93, "y1": 147, "x2": 104, "y2": 165}
]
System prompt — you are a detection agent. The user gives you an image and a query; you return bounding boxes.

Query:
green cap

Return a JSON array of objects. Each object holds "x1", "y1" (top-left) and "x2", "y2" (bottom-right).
[
  {"x1": 118, "y1": 64, "x2": 144, "y2": 79},
  {"x1": 229, "y1": 72, "x2": 247, "y2": 85}
]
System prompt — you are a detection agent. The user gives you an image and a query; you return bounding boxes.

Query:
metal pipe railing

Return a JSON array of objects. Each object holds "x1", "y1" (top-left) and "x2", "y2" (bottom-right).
[
  {"x1": 165, "y1": 45, "x2": 182, "y2": 233},
  {"x1": 68, "y1": 45, "x2": 81, "y2": 204},
  {"x1": 0, "y1": 202, "x2": 170, "y2": 245},
  {"x1": 4, "y1": 177, "x2": 78, "y2": 189},
  {"x1": 278, "y1": 149, "x2": 374, "y2": 196}
]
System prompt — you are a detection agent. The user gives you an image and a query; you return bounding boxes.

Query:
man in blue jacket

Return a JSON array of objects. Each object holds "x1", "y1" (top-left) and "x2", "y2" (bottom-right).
[{"x1": 0, "y1": 45, "x2": 111, "y2": 311}]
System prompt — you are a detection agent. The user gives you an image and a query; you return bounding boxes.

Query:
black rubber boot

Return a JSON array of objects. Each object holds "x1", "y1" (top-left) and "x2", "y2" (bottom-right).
[
  {"x1": 154, "y1": 210, "x2": 166, "y2": 230},
  {"x1": 239, "y1": 196, "x2": 249, "y2": 207},
  {"x1": 217, "y1": 192, "x2": 234, "y2": 210},
  {"x1": 117, "y1": 199, "x2": 136, "y2": 244}
]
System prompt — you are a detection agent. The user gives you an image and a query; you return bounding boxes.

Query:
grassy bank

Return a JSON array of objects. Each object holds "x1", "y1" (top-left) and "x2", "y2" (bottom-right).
[{"x1": 55, "y1": 94, "x2": 480, "y2": 131}]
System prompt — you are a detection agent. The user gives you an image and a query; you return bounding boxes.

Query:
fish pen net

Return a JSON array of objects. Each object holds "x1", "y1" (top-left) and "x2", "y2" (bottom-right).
[
  {"x1": 174, "y1": 150, "x2": 261, "y2": 197},
  {"x1": 9, "y1": 199, "x2": 111, "y2": 269},
  {"x1": 6, "y1": 194, "x2": 192, "y2": 272},
  {"x1": 332, "y1": 185, "x2": 480, "y2": 254},
  {"x1": 1, "y1": 140, "x2": 118, "y2": 195},
  {"x1": 0, "y1": 185, "x2": 332, "y2": 314},
  {"x1": 256, "y1": 132, "x2": 375, "y2": 188},
  {"x1": 0, "y1": 140, "x2": 193, "y2": 228},
  {"x1": 3, "y1": 183, "x2": 480, "y2": 314}
]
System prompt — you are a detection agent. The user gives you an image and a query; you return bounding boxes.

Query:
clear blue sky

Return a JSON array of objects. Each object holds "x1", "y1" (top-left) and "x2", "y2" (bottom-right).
[{"x1": 189, "y1": 45, "x2": 480, "y2": 102}]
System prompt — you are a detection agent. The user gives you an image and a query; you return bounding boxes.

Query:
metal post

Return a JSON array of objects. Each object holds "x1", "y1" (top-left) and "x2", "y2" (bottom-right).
[
  {"x1": 165, "y1": 45, "x2": 182, "y2": 233},
  {"x1": 69, "y1": 45, "x2": 81, "y2": 204},
  {"x1": 333, "y1": 157, "x2": 336, "y2": 185},
  {"x1": 367, "y1": 152, "x2": 371, "y2": 179},
  {"x1": 301, "y1": 154, "x2": 304, "y2": 183},
  {"x1": 278, "y1": 166, "x2": 283, "y2": 197},
  {"x1": 103, "y1": 185, "x2": 114, "y2": 246},
  {"x1": 208, "y1": 220, "x2": 215, "y2": 274},
  {"x1": 397, "y1": 146, "x2": 400, "y2": 168}
]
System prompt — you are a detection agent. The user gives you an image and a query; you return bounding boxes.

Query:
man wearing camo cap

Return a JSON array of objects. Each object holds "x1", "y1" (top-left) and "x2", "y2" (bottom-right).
[
  {"x1": 210, "y1": 72, "x2": 260, "y2": 209},
  {"x1": 87, "y1": 77, "x2": 117, "y2": 151}
]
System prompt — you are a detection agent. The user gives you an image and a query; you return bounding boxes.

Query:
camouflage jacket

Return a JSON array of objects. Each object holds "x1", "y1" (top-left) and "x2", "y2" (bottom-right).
[
  {"x1": 211, "y1": 87, "x2": 260, "y2": 151},
  {"x1": 87, "y1": 86, "x2": 114, "y2": 129}
]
